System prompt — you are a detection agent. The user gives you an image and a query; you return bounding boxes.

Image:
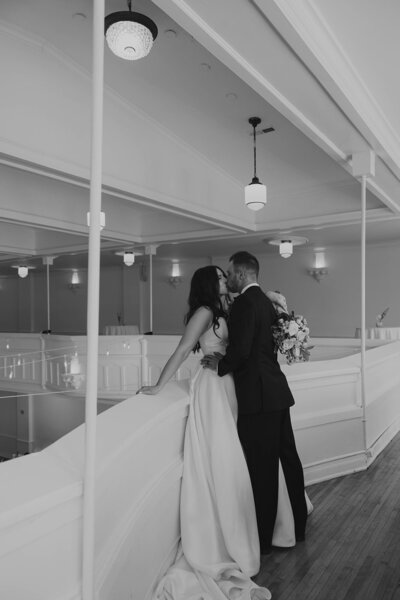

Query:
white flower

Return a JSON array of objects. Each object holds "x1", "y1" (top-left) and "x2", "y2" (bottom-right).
[
  {"x1": 283, "y1": 339, "x2": 295, "y2": 351},
  {"x1": 273, "y1": 310, "x2": 312, "y2": 364}
]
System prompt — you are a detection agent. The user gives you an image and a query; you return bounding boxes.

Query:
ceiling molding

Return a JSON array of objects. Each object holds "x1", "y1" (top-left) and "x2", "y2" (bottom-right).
[
  {"x1": 0, "y1": 19, "x2": 254, "y2": 229},
  {"x1": 151, "y1": 0, "x2": 348, "y2": 164},
  {"x1": 254, "y1": 207, "x2": 394, "y2": 233},
  {"x1": 0, "y1": 153, "x2": 251, "y2": 234},
  {"x1": 255, "y1": 0, "x2": 400, "y2": 180},
  {"x1": 152, "y1": 0, "x2": 400, "y2": 217}
]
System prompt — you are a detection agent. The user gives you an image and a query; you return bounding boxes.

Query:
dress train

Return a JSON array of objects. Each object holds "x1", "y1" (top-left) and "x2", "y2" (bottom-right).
[
  {"x1": 272, "y1": 463, "x2": 313, "y2": 548},
  {"x1": 153, "y1": 365, "x2": 271, "y2": 599}
]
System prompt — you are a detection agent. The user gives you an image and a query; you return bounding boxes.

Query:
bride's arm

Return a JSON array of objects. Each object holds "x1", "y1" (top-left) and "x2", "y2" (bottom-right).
[{"x1": 138, "y1": 307, "x2": 212, "y2": 395}]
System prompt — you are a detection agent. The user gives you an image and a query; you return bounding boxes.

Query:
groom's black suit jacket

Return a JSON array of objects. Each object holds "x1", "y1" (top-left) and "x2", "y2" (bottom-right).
[{"x1": 218, "y1": 285, "x2": 294, "y2": 415}]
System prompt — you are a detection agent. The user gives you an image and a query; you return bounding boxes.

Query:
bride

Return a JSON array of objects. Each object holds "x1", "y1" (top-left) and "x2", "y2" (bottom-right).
[{"x1": 138, "y1": 266, "x2": 303, "y2": 599}]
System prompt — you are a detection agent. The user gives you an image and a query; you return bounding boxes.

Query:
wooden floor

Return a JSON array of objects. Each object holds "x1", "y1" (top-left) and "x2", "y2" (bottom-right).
[{"x1": 254, "y1": 432, "x2": 400, "y2": 600}]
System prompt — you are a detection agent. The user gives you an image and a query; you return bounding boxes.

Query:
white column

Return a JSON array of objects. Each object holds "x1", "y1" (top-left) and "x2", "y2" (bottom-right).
[
  {"x1": 145, "y1": 245, "x2": 158, "y2": 333},
  {"x1": 83, "y1": 1, "x2": 105, "y2": 598},
  {"x1": 351, "y1": 151, "x2": 375, "y2": 457},
  {"x1": 149, "y1": 253, "x2": 153, "y2": 332},
  {"x1": 360, "y1": 174, "x2": 367, "y2": 450},
  {"x1": 46, "y1": 263, "x2": 50, "y2": 331},
  {"x1": 42, "y1": 256, "x2": 55, "y2": 332}
]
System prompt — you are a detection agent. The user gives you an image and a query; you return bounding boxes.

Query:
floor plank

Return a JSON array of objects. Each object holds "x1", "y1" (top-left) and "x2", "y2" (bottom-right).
[{"x1": 254, "y1": 432, "x2": 400, "y2": 600}]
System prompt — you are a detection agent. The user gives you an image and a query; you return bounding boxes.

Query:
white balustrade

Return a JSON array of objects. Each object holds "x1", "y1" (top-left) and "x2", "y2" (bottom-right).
[
  {"x1": 0, "y1": 333, "x2": 203, "y2": 397},
  {"x1": 1, "y1": 338, "x2": 400, "y2": 599}
]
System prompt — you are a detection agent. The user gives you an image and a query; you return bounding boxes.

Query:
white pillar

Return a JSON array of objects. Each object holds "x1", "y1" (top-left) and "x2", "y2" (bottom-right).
[
  {"x1": 46, "y1": 263, "x2": 50, "y2": 331},
  {"x1": 351, "y1": 150, "x2": 375, "y2": 457},
  {"x1": 360, "y1": 174, "x2": 367, "y2": 450},
  {"x1": 149, "y1": 253, "x2": 153, "y2": 332},
  {"x1": 145, "y1": 245, "x2": 158, "y2": 333},
  {"x1": 83, "y1": 1, "x2": 105, "y2": 598},
  {"x1": 42, "y1": 257, "x2": 55, "y2": 332}
]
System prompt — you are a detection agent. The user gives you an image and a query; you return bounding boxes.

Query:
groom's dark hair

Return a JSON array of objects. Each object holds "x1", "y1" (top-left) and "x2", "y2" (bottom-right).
[{"x1": 229, "y1": 251, "x2": 259, "y2": 277}]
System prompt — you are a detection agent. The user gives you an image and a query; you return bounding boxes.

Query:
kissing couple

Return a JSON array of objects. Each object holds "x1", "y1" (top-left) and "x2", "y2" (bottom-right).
[{"x1": 138, "y1": 251, "x2": 311, "y2": 599}]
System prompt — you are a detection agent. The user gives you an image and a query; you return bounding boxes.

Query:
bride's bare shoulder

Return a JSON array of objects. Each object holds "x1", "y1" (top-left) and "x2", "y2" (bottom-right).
[
  {"x1": 194, "y1": 306, "x2": 212, "y2": 315},
  {"x1": 191, "y1": 306, "x2": 213, "y2": 326}
]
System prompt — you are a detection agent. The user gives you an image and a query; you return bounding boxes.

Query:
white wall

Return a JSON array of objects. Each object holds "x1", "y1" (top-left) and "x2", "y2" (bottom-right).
[
  {"x1": 0, "y1": 243, "x2": 399, "y2": 337},
  {"x1": 152, "y1": 258, "x2": 211, "y2": 334},
  {"x1": 214, "y1": 243, "x2": 400, "y2": 337}
]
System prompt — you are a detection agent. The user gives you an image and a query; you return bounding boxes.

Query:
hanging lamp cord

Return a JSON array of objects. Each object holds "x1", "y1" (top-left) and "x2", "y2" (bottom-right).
[{"x1": 253, "y1": 124, "x2": 257, "y2": 179}]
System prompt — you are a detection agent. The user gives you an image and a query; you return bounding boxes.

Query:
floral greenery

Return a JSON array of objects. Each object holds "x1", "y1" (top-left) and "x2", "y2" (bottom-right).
[
  {"x1": 272, "y1": 311, "x2": 311, "y2": 365},
  {"x1": 375, "y1": 307, "x2": 389, "y2": 327}
]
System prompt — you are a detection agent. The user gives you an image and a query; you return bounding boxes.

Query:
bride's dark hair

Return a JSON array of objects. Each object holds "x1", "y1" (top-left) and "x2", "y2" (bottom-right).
[{"x1": 184, "y1": 265, "x2": 227, "y2": 353}]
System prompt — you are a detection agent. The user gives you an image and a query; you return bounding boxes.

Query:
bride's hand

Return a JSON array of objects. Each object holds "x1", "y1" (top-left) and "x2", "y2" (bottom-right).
[
  {"x1": 201, "y1": 352, "x2": 223, "y2": 370},
  {"x1": 266, "y1": 290, "x2": 288, "y2": 314},
  {"x1": 136, "y1": 385, "x2": 161, "y2": 395}
]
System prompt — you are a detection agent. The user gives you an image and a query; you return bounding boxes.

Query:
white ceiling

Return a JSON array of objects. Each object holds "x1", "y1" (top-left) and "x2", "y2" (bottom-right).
[{"x1": 0, "y1": 0, "x2": 399, "y2": 274}]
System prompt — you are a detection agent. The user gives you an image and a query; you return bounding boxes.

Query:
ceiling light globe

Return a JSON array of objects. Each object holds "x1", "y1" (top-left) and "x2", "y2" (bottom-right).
[
  {"x1": 106, "y1": 21, "x2": 153, "y2": 59},
  {"x1": 18, "y1": 266, "x2": 29, "y2": 278},
  {"x1": 245, "y1": 181, "x2": 267, "y2": 211},
  {"x1": 279, "y1": 241, "x2": 293, "y2": 258},
  {"x1": 123, "y1": 252, "x2": 135, "y2": 267},
  {"x1": 105, "y1": 11, "x2": 158, "y2": 61}
]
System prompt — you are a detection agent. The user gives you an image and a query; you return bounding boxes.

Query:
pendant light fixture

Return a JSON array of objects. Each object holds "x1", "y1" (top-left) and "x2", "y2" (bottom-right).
[
  {"x1": 123, "y1": 251, "x2": 135, "y2": 266},
  {"x1": 279, "y1": 240, "x2": 293, "y2": 258},
  {"x1": 245, "y1": 117, "x2": 267, "y2": 211},
  {"x1": 266, "y1": 236, "x2": 308, "y2": 258},
  {"x1": 115, "y1": 249, "x2": 140, "y2": 266},
  {"x1": 12, "y1": 265, "x2": 35, "y2": 278},
  {"x1": 105, "y1": 0, "x2": 158, "y2": 61},
  {"x1": 18, "y1": 266, "x2": 29, "y2": 278}
]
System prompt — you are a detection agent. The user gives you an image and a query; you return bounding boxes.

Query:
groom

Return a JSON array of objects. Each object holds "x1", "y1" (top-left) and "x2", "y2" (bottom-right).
[{"x1": 202, "y1": 251, "x2": 307, "y2": 553}]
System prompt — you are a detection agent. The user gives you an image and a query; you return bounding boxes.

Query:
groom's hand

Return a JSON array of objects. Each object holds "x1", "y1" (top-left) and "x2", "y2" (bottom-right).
[{"x1": 201, "y1": 352, "x2": 223, "y2": 371}]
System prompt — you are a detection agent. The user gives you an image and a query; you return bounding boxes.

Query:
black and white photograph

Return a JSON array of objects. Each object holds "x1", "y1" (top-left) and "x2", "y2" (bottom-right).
[{"x1": 0, "y1": 1, "x2": 399, "y2": 599}]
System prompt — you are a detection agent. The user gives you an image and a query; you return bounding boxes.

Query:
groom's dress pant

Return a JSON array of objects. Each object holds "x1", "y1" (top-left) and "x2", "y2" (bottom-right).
[{"x1": 237, "y1": 408, "x2": 307, "y2": 549}]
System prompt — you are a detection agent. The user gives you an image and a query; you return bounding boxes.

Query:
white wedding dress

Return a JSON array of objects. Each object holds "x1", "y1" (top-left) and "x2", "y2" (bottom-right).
[{"x1": 153, "y1": 318, "x2": 309, "y2": 600}]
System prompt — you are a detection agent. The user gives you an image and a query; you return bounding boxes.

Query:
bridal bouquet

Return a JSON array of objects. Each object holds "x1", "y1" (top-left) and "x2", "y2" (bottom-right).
[{"x1": 272, "y1": 311, "x2": 311, "y2": 364}]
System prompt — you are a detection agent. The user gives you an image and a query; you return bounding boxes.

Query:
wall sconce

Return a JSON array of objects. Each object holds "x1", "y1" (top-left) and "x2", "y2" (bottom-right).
[
  {"x1": 266, "y1": 235, "x2": 308, "y2": 258},
  {"x1": 68, "y1": 270, "x2": 81, "y2": 292},
  {"x1": 12, "y1": 265, "x2": 35, "y2": 278},
  {"x1": 169, "y1": 263, "x2": 183, "y2": 287},
  {"x1": 308, "y1": 248, "x2": 328, "y2": 282},
  {"x1": 86, "y1": 211, "x2": 105, "y2": 230},
  {"x1": 308, "y1": 268, "x2": 328, "y2": 282}
]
